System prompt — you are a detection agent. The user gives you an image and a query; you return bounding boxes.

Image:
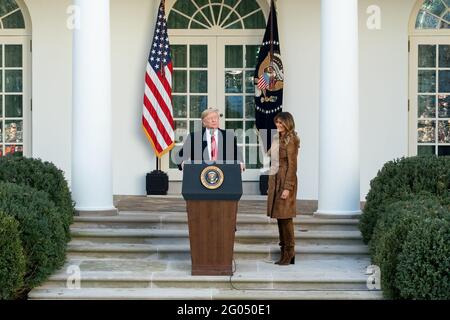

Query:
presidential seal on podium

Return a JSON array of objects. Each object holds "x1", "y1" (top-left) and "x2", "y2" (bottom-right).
[{"x1": 200, "y1": 166, "x2": 224, "y2": 190}]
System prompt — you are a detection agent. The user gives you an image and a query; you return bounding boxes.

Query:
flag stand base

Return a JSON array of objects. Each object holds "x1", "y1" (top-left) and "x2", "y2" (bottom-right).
[
  {"x1": 146, "y1": 170, "x2": 169, "y2": 195},
  {"x1": 259, "y1": 173, "x2": 269, "y2": 195}
]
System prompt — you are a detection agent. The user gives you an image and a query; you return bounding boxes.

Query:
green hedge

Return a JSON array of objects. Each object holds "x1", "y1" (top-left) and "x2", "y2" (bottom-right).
[
  {"x1": 396, "y1": 217, "x2": 450, "y2": 300},
  {"x1": 0, "y1": 211, "x2": 26, "y2": 300},
  {"x1": 0, "y1": 156, "x2": 74, "y2": 241},
  {"x1": 369, "y1": 196, "x2": 448, "y2": 299},
  {"x1": 0, "y1": 182, "x2": 67, "y2": 291},
  {"x1": 360, "y1": 156, "x2": 450, "y2": 243}
]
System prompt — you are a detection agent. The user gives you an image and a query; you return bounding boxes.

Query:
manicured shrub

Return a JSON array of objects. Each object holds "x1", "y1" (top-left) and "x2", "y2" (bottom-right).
[
  {"x1": 0, "y1": 182, "x2": 67, "y2": 291},
  {"x1": 370, "y1": 196, "x2": 448, "y2": 299},
  {"x1": 396, "y1": 217, "x2": 450, "y2": 300},
  {"x1": 0, "y1": 156, "x2": 74, "y2": 241},
  {"x1": 0, "y1": 211, "x2": 26, "y2": 300},
  {"x1": 360, "y1": 156, "x2": 450, "y2": 243}
]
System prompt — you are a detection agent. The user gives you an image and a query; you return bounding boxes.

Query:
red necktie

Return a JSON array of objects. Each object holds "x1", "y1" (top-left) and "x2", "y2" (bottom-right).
[{"x1": 211, "y1": 131, "x2": 217, "y2": 161}]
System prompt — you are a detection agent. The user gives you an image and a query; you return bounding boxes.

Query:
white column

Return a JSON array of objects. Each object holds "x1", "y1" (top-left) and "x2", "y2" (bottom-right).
[
  {"x1": 316, "y1": 0, "x2": 361, "y2": 218},
  {"x1": 72, "y1": 0, "x2": 116, "y2": 214}
]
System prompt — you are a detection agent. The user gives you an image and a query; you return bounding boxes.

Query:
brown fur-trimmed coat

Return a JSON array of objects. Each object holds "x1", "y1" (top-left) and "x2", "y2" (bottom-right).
[{"x1": 267, "y1": 134, "x2": 300, "y2": 219}]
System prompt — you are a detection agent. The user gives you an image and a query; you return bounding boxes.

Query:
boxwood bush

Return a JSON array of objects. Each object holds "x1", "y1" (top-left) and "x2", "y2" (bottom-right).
[
  {"x1": 396, "y1": 217, "x2": 450, "y2": 300},
  {"x1": 0, "y1": 211, "x2": 26, "y2": 300},
  {"x1": 0, "y1": 156, "x2": 74, "y2": 241},
  {"x1": 360, "y1": 156, "x2": 450, "y2": 243},
  {"x1": 0, "y1": 182, "x2": 67, "y2": 291},
  {"x1": 369, "y1": 195, "x2": 449, "y2": 299}
]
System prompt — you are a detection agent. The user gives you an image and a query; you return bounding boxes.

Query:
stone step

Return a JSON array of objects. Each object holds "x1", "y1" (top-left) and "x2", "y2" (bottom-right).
[
  {"x1": 73, "y1": 213, "x2": 360, "y2": 231},
  {"x1": 70, "y1": 228, "x2": 364, "y2": 246},
  {"x1": 66, "y1": 242, "x2": 370, "y2": 261},
  {"x1": 36, "y1": 256, "x2": 373, "y2": 291},
  {"x1": 28, "y1": 287, "x2": 383, "y2": 300}
]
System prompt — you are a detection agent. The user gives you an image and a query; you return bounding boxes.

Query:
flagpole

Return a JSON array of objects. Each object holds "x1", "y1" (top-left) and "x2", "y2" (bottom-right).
[{"x1": 269, "y1": 0, "x2": 274, "y2": 64}]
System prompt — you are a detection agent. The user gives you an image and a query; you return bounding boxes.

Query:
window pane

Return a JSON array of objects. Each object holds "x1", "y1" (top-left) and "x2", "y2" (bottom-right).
[
  {"x1": 245, "y1": 45, "x2": 259, "y2": 68},
  {"x1": 246, "y1": 146, "x2": 262, "y2": 169},
  {"x1": 5, "y1": 45, "x2": 22, "y2": 68},
  {"x1": 192, "y1": 13, "x2": 210, "y2": 28},
  {"x1": 189, "y1": 119, "x2": 203, "y2": 132},
  {"x1": 171, "y1": 45, "x2": 187, "y2": 68},
  {"x1": 224, "y1": 0, "x2": 239, "y2": 7},
  {"x1": 218, "y1": 7, "x2": 231, "y2": 26},
  {"x1": 5, "y1": 70, "x2": 22, "y2": 92},
  {"x1": 225, "y1": 121, "x2": 243, "y2": 143},
  {"x1": 190, "y1": 45, "x2": 207, "y2": 68},
  {"x1": 236, "y1": 0, "x2": 260, "y2": 17},
  {"x1": 439, "y1": 70, "x2": 450, "y2": 92},
  {"x1": 225, "y1": 46, "x2": 243, "y2": 68},
  {"x1": 189, "y1": 95, "x2": 207, "y2": 118},
  {"x1": 438, "y1": 120, "x2": 450, "y2": 143},
  {"x1": 418, "y1": 45, "x2": 436, "y2": 68},
  {"x1": 0, "y1": 95, "x2": 2, "y2": 117},
  {"x1": 418, "y1": 120, "x2": 436, "y2": 143},
  {"x1": 225, "y1": 21, "x2": 243, "y2": 29},
  {"x1": 418, "y1": 145, "x2": 435, "y2": 155},
  {"x1": 212, "y1": 4, "x2": 221, "y2": 24},
  {"x1": 172, "y1": 95, "x2": 187, "y2": 118},
  {"x1": 418, "y1": 95, "x2": 436, "y2": 118},
  {"x1": 245, "y1": 71, "x2": 255, "y2": 94},
  {"x1": 0, "y1": 72, "x2": 2, "y2": 93},
  {"x1": 416, "y1": 10, "x2": 439, "y2": 29},
  {"x1": 201, "y1": 7, "x2": 213, "y2": 25},
  {"x1": 169, "y1": 145, "x2": 183, "y2": 168},
  {"x1": 4, "y1": 145, "x2": 22, "y2": 156},
  {"x1": 225, "y1": 96, "x2": 243, "y2": 118},
  {"x1": 438, "y1": 146, "x2": 450, "y2": 156},
  {"x1": 2, "y1": 10, "x2": 25, "y2": 29},
  {"x1": 173, "y1": 70, "x2": 187, "y2": 93},
  {"x1": 243, "y1": 11, "x2": 266, "y2": 29},
  {"x1": 222, "y1": 12, "x2": 240, "y2": 29},
  {"x1": 5, "y1": 120, "x2": 22, "y2": 143},
  {"x1": 245, "y1": 95, "x2": 256, "y2": 119},
  {"x1": 174, "y1": 120, "x2": 188, "y2": 143},
  {"x1": 0, "y1": 0, "x2": 19, "y2": 17},
  {"x1": 167, "y1": 11, "x2": 189, "y2": 29},
  {"x1": 438, "y1": 94, "x2": 450, "y2": 117},
  {"x1": 245, "y1": 120, "x2": 258, "y2": 144},
  {"x1": 5, "y1": 95, "x2": 22, "y2": 117},
  {"x1": 0, "y1": 45, "x2": 2, "y2": 67},
  {"x1": 173, "y1": 0, "x2": 197, "y2": 16},
  {"x1": 439, "y1": 45, "x2": 450, "y2": 68},
  {"x1": 0, "y1": 122, "x2": 2, "y2": 142},
  {"x1": 422, "y1": 0, "x2": 446, "y2": 17},
  {"x1": 225, "y1": 71, "x2": 243, "y2": 93},
  {"x1": 418, "y1": 70, "x2": 436, "y2": 93},
  {"x1": 190, "y1": 71, "x2": 207, "y2": 93}
]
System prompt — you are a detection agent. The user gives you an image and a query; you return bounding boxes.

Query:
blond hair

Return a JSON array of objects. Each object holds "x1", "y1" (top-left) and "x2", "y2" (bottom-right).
[{"x1": 201, "y1": 107, "x2": 220, "y2": 121}]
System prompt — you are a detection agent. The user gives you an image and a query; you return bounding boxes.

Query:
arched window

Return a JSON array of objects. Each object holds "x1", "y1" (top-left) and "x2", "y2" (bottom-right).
[
  {"x1": 164, "y1": 0, "x2": 268, "y2": 182},
  {"x1": 0, "y1": 0, "x2": 25, "y2": 29},
  {"x1": 0, "y1": 0, "x2": 31, "y2": 158},
  {"x1": 409, "y1": 0, "x2": 450, "y2": 157},
  {"x1": 168, "y1": 0, "x2": 266, "y2": 30},
  {"x1": 415, "y1": 0, "x2": 450, "y2": 29}
]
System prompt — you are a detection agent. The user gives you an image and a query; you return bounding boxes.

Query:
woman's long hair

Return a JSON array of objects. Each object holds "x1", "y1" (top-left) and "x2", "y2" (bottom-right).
[{"x1": 274, "y1": 112, "x2": 300, "y2": 147}]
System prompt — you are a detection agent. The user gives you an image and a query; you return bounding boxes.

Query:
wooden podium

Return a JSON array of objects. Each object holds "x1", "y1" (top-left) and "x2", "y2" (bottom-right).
[{"x1": 182, "y1": 162, "x2": 242, "y2": 276}]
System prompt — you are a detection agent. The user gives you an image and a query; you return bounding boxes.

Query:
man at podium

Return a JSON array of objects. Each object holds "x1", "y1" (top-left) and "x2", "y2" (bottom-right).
[{"x1": 176, "y1": 107, "x2": 244, "y2": 171}]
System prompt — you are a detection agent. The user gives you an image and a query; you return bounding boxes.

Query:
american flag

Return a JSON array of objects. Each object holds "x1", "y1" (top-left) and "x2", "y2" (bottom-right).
[
  {"x1": 142, "y1": 0, "x2": 175, "y2": 158},
  {"x1": 257, "y1": 72, "x2": 270, "y2": 90}
]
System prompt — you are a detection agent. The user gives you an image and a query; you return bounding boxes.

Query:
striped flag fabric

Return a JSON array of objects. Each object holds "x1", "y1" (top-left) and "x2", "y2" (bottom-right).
[{"x1": 142, "y1": 0, "x2": 175, "y2": 158}]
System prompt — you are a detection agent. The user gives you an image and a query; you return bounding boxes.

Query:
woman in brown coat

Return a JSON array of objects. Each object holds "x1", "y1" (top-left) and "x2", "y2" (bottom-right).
[{"x1": 267, "y1": 112, "x2": 300, "y2": 265}]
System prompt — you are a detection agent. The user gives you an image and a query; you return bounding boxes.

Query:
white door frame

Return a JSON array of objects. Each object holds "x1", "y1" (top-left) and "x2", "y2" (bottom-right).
[{"x1": 409, "y1": 36, "x2": 450, "y2": 156}]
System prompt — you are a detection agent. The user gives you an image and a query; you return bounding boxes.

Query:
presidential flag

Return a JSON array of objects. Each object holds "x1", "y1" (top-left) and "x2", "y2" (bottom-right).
[
  {"x1": 142, "y1": 0, "x2": 175, "y2": 158},
  {"x1": 254, "y1": 0, "x2": 284, "y2": 152}
]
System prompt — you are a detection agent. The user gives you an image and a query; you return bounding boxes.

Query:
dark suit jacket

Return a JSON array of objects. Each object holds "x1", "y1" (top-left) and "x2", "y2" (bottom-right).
[{"x1": 177, "y1": 128, "x2": 242, "y2": 170}]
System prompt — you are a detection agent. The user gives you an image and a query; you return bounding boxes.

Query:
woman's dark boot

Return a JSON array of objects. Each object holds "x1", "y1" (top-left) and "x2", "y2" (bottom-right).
[
  {"x1": 274, "y1": 219, "x2": 285, "y2": 264},
  {"x1": 279, "y1": 219, "x2": 295, "y2": 265}
]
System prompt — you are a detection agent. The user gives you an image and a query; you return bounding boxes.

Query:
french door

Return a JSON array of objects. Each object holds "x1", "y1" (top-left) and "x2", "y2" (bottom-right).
[
  {"x1": 409, "y1": 37, "x2": 450, "y2": 156},
  {"x1": 165, "y1": 36, "x2": 264, "y2": 181},
  {"x1": 0, "y1": 37, "x2": 31, "y2": 157}
]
